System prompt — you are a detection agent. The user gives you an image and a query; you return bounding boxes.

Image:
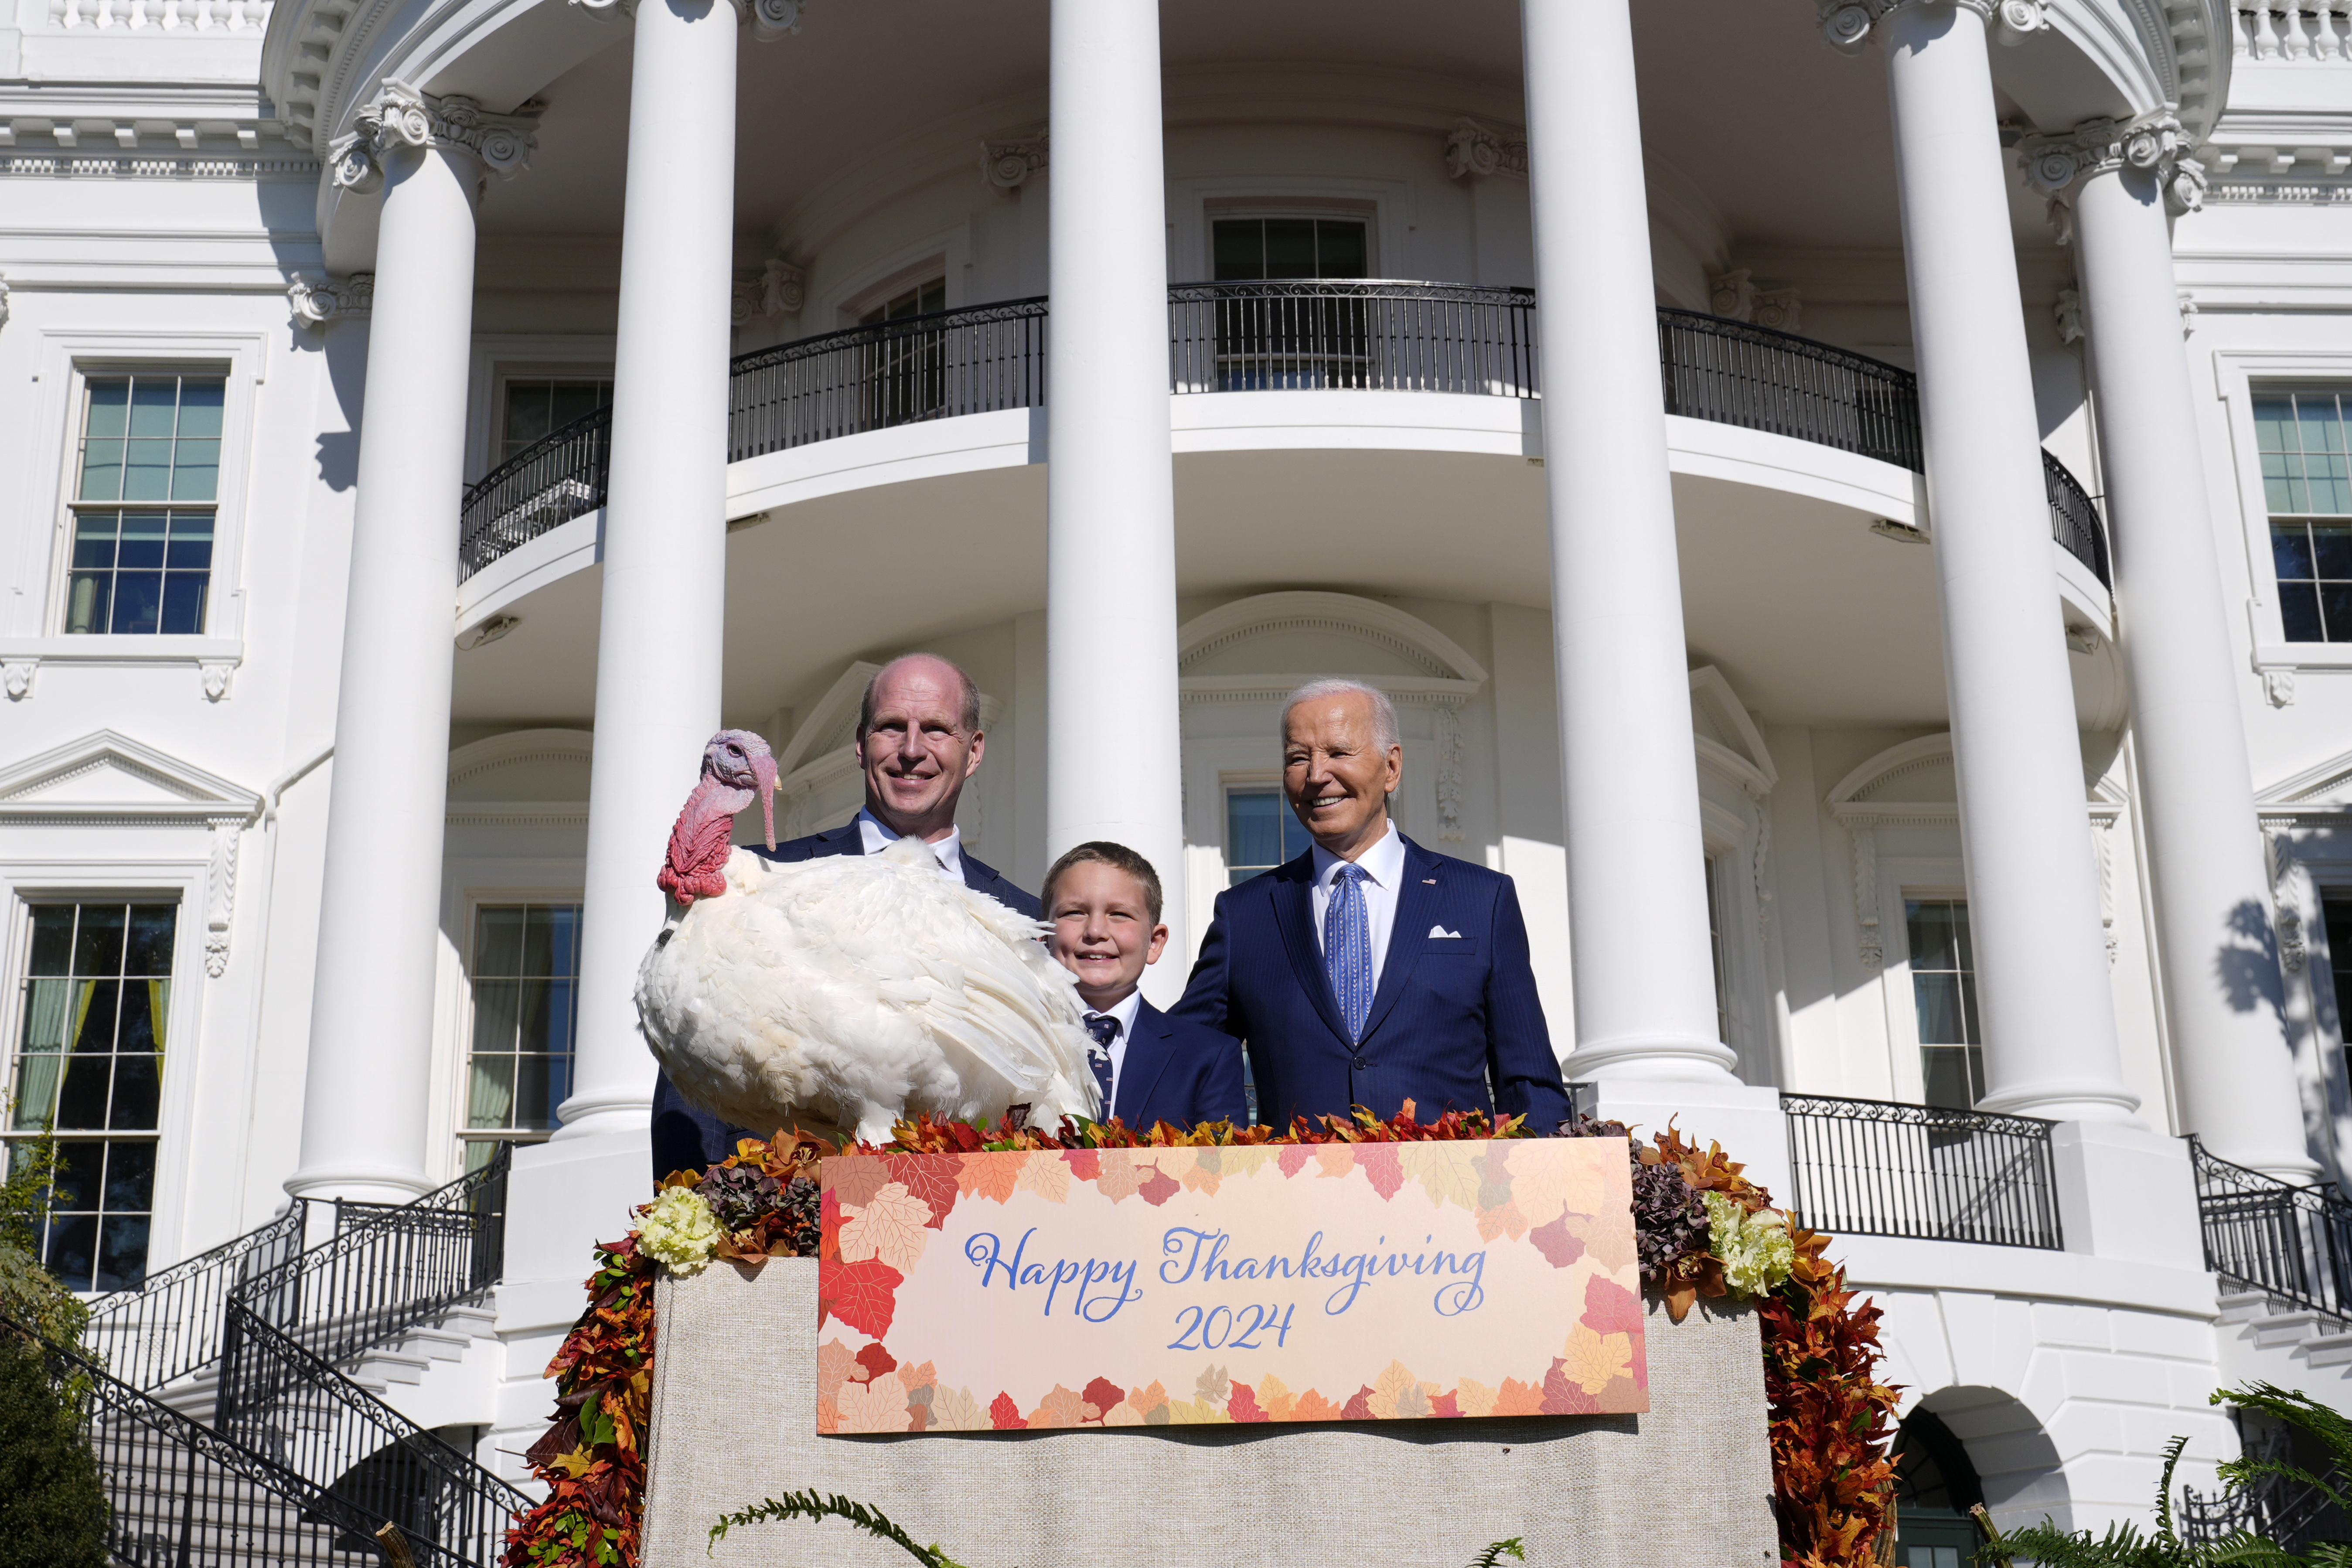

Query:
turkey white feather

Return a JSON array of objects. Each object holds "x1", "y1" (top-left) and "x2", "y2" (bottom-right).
[{"x1": 635, "y1": 832, "x2": 1101, "y2": 1146}]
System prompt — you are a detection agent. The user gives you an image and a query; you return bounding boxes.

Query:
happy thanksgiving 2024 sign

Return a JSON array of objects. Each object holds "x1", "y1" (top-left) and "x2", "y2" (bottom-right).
[{"x1": 814, "y1": 1136, "x2": 1648, "y2": 1434}]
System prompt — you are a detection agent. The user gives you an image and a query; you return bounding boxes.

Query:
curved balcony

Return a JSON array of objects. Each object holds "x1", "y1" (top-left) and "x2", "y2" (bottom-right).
[{"x1": 455, "y1": 283, "x2": 2113, "y2": 590}]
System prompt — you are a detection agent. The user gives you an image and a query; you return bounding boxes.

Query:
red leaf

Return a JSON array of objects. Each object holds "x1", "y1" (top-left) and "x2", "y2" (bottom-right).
[
  {"x1": 1541, "y1": 1356, "x2": 1602, "y2": 1416},
  {"x1": 1581, "y1": 1274, "x2": 1643, "y2": 1338},
  {"x1": 1064, "y1": 1148, "x2": 1101, "y2": 1184},
  {"x1": 819, "y1": 1187, "x2": 842, "y2": 1262},
  {"x1": 1082, "y1": 1376, "x2": 1125, "y2": 1414},
  {"x1": 1528, "y1": 1210, "x2": 1586, "y2": 1269},
  {"x1": 989, "y1": 1392, "x2": 1027, "y2": 1430},
  {"x1": 1278, "y1": 1145, "x2": 1315, "y2": 1178},
  {"x1": 1135, "y1": 1163, "x2": 1182, "y2": 1207},
  {"x1": 1356, "y1": 1144, "x2": 1404, "y2": 1200},
  {"x1": 854, "y1": 1343, "x2": 897, "y2": 1383},
  {"x1": 891, "y1": 1156, "x2": 961, "y2": 1231},
  {"x1": 1340, "y1": 1385, "x2": 1375, "y2": 1421},
  {"x1": 1227, "y1": 1381, "x2": 1269, "y2": 1423},
  {"x1": 827, "y1": 1156, "x2": 890, "y2": 1209},
  {"x1": 1430, "y1": 1390, "x2": 1462, "y2": 1418},
  {"x1": 819, "y1": 1257, "x2": 902, "y2": 1340}
]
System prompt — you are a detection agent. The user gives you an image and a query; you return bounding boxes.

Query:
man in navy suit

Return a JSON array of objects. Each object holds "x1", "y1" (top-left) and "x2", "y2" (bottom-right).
[
  {"x1": 1042, "y1": 842, "x2": 1247, "y2": 1130},
  {"x1": 649, "y1": 653, "x2": 1041, "y2": 1183},
  {"x1": 1174, "y1": 678, "x2": 1572, "y2": 1131}
]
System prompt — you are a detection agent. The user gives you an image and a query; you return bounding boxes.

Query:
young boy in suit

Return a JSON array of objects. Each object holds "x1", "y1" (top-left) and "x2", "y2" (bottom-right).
[{"x1": 1043, "y1": 842, "x2": 1249, "y2": 1130}]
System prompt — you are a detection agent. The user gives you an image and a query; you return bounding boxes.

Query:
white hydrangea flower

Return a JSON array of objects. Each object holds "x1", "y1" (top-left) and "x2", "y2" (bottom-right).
[
  {"x1": 1704, "y1": 1190, "x2": 1795, "y2": 1299},
  {"x1": 637, "y1": 1185, "x2": 721, "y2": 1276}
]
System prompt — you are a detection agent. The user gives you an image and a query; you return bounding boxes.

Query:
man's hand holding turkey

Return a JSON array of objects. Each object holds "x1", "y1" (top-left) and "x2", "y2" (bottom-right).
[{"x1": 648, "y1": 653, "x2": 1039, "y2": 1185}]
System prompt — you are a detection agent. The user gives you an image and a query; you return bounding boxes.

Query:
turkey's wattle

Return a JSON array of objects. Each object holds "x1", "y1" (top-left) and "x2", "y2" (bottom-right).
[
  {"x1": 635, "y1": 733, "x2": 1100, "y2": 1144},
  {"x1": 657, "y1": 729, "x2": 778, "y2": 907}
]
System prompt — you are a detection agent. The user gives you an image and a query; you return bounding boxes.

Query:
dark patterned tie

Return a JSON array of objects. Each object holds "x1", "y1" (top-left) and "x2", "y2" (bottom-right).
[
  {"x1": 1084, "y1": 1012, "x2": 1120, "y2": 1118},
  {"x1": 1326, "y1": 863, "x2": 1374, "y2": 1043}
]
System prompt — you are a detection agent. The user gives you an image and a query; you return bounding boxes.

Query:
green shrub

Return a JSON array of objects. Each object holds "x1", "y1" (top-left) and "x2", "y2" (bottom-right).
[{"x1": 0, "y1": 1327, "x2": 108, "y2": 1568}]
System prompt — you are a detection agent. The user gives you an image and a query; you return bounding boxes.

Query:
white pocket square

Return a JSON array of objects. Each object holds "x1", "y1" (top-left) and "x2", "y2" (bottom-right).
[{"x1": 1429, "y1": 925, "x2": 1462, "y2": 939}]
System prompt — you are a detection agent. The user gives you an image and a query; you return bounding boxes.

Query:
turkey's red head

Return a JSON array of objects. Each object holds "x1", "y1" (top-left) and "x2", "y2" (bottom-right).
[{"x1": 657, "y1": 729, "x2": 780, "y2": 907}]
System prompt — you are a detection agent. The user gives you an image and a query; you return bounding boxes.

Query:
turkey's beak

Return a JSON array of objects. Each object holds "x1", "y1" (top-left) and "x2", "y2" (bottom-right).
[{"x1": 752, "y1": 753, "x2": 778, "y2": 850}]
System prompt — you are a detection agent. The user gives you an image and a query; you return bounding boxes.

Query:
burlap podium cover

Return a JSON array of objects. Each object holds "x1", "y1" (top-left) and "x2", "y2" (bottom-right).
[{"x1": 642, "y1": 1259, "x2": 1778, "y2": 1568}]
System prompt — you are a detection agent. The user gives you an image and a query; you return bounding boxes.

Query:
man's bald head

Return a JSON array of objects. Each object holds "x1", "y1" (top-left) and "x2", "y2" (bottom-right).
[{"x1": 858, "y1": 654, "x2": 981, "y2": 739}]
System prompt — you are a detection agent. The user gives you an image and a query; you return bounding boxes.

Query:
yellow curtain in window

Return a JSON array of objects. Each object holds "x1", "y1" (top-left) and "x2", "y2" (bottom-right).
[
  {"x1": 74, "y1": 980, "x2": 96, "y2": 1043},
  {"x1": 149, "y1": 980, "x2": 169, "y2": 1055}
]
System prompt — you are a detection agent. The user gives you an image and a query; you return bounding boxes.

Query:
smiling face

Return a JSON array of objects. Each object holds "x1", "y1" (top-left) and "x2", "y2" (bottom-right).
[
  {"x1": 1046, "y1": 860, "x2": 1169, "y2": 1012},
  {"x1": 1283, "y1": 689, "x2": 1402, "y2": 861},
  {"x1": 855, "y1": 656, "x2": 983, "y2": 842}
]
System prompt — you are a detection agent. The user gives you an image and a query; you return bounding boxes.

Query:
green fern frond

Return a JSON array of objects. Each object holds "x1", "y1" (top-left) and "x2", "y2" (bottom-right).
[
  {"x1": 2159, "y1": 1433, "x2": 2191, "y2": 1545},
  {"x1": 1469, "y1": 1541, "x2": 1527, "y2": 1568},
  {"x1": 2216, "y1": 1382, "x2": 2352, "y2": 1511},
  {"x1": 707, "y1": 1490, "x2": 968, "y2": 1568}
]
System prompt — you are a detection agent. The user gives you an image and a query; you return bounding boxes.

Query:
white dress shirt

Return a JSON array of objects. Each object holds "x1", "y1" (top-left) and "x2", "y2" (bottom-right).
[
  {"x1": 1082, "y1": 988, "x2": 1145, "y2": 1114},
  {"x1": 1308, "y1": 821, "x2": 1407, "y2": 991},
  {"x1": 855, "y1": 808, "x2": 965, "y2": 884}
]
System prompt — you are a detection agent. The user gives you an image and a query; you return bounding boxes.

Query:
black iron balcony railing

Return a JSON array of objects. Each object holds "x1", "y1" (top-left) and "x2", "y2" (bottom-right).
[
  {"x1": 2189, "y1": 1136, "x2": 2352, "y2": 1316},
  {"x1": 82, "y1": 1196, "x2": 307, "y2": 1394},
  {"x1": 453, "y1": 284, "x2": 2114, "y2": 596},
  {"x1": 1781, "y1": 1092, "x2": 2064, "y2": 1250}
]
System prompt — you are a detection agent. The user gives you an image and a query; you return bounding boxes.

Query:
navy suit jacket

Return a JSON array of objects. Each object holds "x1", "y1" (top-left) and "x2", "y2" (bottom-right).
[
  {"x1": 1111, "y1": 999, "x2": 1248, "y2": 1131},
  {"x1": 1171, "y1": 832, "x2": 1571, "y2": 1131},
  {"x1": 648, "y1": 819, "x2": 1043, "y2": 1185}
]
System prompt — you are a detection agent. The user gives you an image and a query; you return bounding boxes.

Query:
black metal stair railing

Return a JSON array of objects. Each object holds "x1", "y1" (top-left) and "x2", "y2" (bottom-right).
[
  {"x1": 82, "y1": 1198, "x2": 307, "y2": 1393},
  {"x1": 16, "y1": 1324, "x2": 486, "y2": 1568},
  {"x1": 2188, "y1": 1136, "x2": 2352, "y2": 1316},
  {"x1": 1781, "y1": 1093, "x2": 2064, "y2": 1250},
  {"x1": 450, "y1": 285, "x2": 2114, "y2": 596}
]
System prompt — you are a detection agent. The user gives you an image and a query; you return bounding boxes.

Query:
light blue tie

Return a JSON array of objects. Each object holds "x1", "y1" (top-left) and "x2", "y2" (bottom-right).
[{"x1": 1325, "y1": 863, "x2": 1374, "y2": 1043}]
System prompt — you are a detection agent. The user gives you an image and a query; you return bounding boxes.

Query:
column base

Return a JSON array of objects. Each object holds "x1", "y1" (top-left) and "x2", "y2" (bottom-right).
[
  {"x1": 1977, "y1": 1077, "x2": 2144, "y2": 1127},
  {"x1": 2050, "y1": 1121, "x2": 2206, "y2": 1265},
  {"x1": 283, "y1": 1162, "x2": 436, "y2": 1206},
  {"x1": 549, "y1": 1089, "x2": 653, "y2": 1141},
  {"x1": 1562, "y1": 1031, "x2": 1742, "y2": 1087},
  {"x1": 1584, "y1": 1080, "x2": 1792, "y2": 1210}
]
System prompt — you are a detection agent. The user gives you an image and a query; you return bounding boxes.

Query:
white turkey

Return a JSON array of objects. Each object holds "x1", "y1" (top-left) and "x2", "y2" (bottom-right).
[{"x1": 634, "y1": 729, "x2": 1101, "y2": 1145}]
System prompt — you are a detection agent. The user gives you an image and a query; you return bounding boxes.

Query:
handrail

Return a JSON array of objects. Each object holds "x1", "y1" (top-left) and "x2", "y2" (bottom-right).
[
  {"x1": 1781, "y1": 1092, "x2": 2064, "y2": 1250},
  {"x1": 17, "y1": 1319, "x2": 482, "y2": 1568},
  {"x1": 82, "y1": 1199, "x2": 308, "y2": 1392},
  {"x1": 450, "y1": 286, "x2": 2113, "y2": 595},
  {"x1": 2188, "y1": 1136, "x2": 2352, "y2": 1316}
]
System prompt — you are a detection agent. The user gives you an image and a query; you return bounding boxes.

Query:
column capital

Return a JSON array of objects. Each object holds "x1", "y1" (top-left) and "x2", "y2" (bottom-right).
[
  {"x1": 568, "y1": 0, "x2": 807, "y2": 40},
  {"x1": 1818, "y1": 0, "x2": 2049, "y2": 53},
  {"x1": 288, "y1": 270, "x2": 374, "y2": 328},
  {"x1": 2018, "y1": 112, "x2": 2207, "y2": 217},
  {"x1": 330, "y1": 82, "x2": 543, "y2": 194}
]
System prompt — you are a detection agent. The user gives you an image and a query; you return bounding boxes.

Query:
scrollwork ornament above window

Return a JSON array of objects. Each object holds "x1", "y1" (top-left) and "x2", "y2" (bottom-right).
[
  {"x1": 1444, "y1": 119, "x2": 1527, "y2": 182},
  {"x1": 982, "y1": 135, "x2": 1048, "y2": 191}
]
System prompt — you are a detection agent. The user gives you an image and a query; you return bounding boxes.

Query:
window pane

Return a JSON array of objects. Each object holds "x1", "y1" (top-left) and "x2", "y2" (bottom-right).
[
  {"x1": 463, "y1": 904, "x2": 582, "y2": 1142},
  {"x1": 1913, "y1": 973, "x2": 1967, "y2": 1045},
  {"x1": 1907, "y1": 901, "x2": 1960, "y2": 971},
  {"x1": 125, "y1": 907, "x2": 176, "y2": 976},
  {"x1": 98, "y1": 1214, "x2": 150, "y2": 1292},
  {"x1": 122, "y1": 439, "x2": 173, "y2": 501},
  {"x1": 514, "y1": 1053, "x2": 559, "y2": 1131},
  {"x1": 127, "y1": 378, "x2": 179, "y2": 439},
  {"x1": 72, "y1": 513, "x2": 118, "y2": 570},
  {"x1": 43, "y1": 1213, "x2": 99, "y2": 1293},
  {"x1": 476, "y1": 907, "x2": 525, "y2": 976},
  {"x1": 176, "y1": 378, "x2": 224, "y2": 440},
  {"x1": 1263, "y1": 218, "x2": 1317, "y2": 280},
  {"x1": 1227, "y1": 791, "x2": 1285, "y2": 870},
  {"x1": 109, "y1": 571, "x2": 163, "y2": 635},
  {"x1": 105, "y1": 1139, "x2": 155, "y2": 1211},
  {"x1": 2277, "y1": 523, "x2": 2317, "y2": 582},
  {"x1": 2323, "y1": 583, "x2": 2352, "y2": 643},
  {"x1": 28, "y1": 908, "x2": 74, "y2": 976},
  {"x1": 117, "y1": 511, "x2": 167, "y2": 569},
  {"x1": 1920, "y1": 1046, "x2": 1976, "y2": 1111},
  {"x1": 54, "y1": 1052, "x2": 111, "y2": 1130},
  {"x1": 170, "y1": 440, "x2": 219, "y2": 501},
  {"x1": 1213, "y1": 220, "x2": 1265, "y2": 281},
  {"x1": 2283, "y1": 582, "x2": 2326, "y2": 643},
  {"x1": 84, "y1": 378, "x2": 130, "y2": 439},
  {"x1": 160, "y1": 574, "x2": 207, "y2": 635},
  {"x1": 166, "y1": 512, "x2": 213, "y2": 570},
  {"x1": 467, "y1": 1052, "x2": 516, "y2": 1131},
  {"x1": 2315, "y1": 523, "x2": 2352, "y2": 579},
  {"x1": 1316, "y1": 219, "x2": 1368, "y2": 278},
  {"x1": 78, "y1": 439, "x2": 125, "y2": 502}
]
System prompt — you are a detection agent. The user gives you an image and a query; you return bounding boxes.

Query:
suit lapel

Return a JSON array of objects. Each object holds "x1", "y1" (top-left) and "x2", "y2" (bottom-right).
[
  {"x1": 1273, "y1": 854, "x2": 1352, "y2": 1045},
  {"x1": 1360, "y1": 836, "x2": 1444, "y2": 1045},
  {"x1": 1115, "y1": 1003, "x2": 1180, "y2": 1125},
  {"x1": 817, "y1": 821, "x2": 862, "y2": 857}
]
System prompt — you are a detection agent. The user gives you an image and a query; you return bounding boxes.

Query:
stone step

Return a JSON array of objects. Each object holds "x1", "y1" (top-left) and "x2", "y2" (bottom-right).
[
  {"x1": 2219, "y1": 1291, "x2": 2283, "y2": 1325},
  {"x1": 2252, "y1": 1310, "x2": 2328, "y2": 1349},
  {"x1": 2304, "y1": 1332, "x2": 2352, "y2": 1368}
]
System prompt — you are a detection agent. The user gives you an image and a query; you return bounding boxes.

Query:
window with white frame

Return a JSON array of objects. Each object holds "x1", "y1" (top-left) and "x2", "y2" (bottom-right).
[
  {"x1": 499, "y1": 379, "x2": 612, "y2": 465},
  {"x1": 857, "y1": 279, "x2": 948, "y2": 428},
  {"x1": 1905, "y1": 898, "x2": 1984, "y2": 1109},
  {"x1": 2254, "y1": 389, "x2": 2352, "y2": 643},
  {"x1": 2327, "y1": 896, "x2": 2350, "y2": 1051},
  {"x1": 1211, "y1": 217, "x2": 1369, "y2": 281},
  {"x1": 461, "y1": 904, "x2": 581, "y2": 1171},
  {"x1": 1225, "y1": 787, "x2": 1314, "y2": 886},
  {"x1": 7, "y1": 901, "x2": 175, "y2": 1292},
  {"x1": 65, "y1": 372, "x2": 224, "y2": 636}
]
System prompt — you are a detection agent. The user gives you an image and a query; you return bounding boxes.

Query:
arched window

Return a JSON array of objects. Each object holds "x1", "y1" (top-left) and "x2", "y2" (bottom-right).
[{"x1": 1891, "y1": 1406, "x2": 1987, "y2": 1567}]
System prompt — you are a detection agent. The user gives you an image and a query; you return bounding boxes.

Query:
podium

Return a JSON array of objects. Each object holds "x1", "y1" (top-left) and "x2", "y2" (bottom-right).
[{"x1": 641, "y1": 1259, "x2": 1778, "y2": 1568}]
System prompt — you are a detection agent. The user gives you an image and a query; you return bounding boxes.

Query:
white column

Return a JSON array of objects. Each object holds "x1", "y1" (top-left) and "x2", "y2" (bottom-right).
[
  {"x1": 1043, "y1": 0, "x2": 1188, "y2": 1006},
  {"x1": 564, "y1": 0, "x2": 747, "y2": 1138},
  {"x1": 1523, "y1": 0, "x2": 1735, "y2": 1085},
  {"x1": 2029, "y1": 118, "x2": 2316, "y2": 1176},
  {"x1": 1845, "y1": 0, "x2": 2136, "y2": 1121},
  {"x1": 290, "y1": 89, "x2": 538, "y2": 1203}
]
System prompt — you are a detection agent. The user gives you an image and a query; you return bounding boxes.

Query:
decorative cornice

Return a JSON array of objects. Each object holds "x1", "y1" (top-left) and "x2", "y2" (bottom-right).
[
  {"x1": 1707, "y1": 270, "x2": 1803, "y2": 334},
  {"x1": 1444, "y1": 118, "x2": 1525, "y2": 182},
  {"x1": 329, "y1": 81, "x2": 542, "y2": 194},
  {"x1": 288, "y1": 271, "x2": 372, "y2": 327},
  {"x1": 1818, "y1": 0, "x2": 2050, "y2": 51},
  {"x1": 732, "y1": 258, "x2": 805, "y2": 325},
  {"x1": 982, "y1": 134, "x2": 1047, "y2": 191},
  {"x1": 2018, "y1": 112, "x2": 2205, "y2": 217},
  {"x1": 567, "y1": 0, "x2": 807, "y2": 37}
]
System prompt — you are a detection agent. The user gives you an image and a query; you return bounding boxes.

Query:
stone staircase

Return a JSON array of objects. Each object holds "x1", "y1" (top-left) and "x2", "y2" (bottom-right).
[{"x1": 2216, "y1": 1288, "x2": 2352, "y2": 1388}]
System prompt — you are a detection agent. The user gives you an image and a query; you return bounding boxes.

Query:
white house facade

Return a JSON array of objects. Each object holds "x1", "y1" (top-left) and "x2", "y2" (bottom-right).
[{"x1": 8, "y1": 0, "x2": 2352, "y2": 1556}]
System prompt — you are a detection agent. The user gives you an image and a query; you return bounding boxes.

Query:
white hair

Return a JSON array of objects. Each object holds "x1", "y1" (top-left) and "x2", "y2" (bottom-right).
[{"x1": 1280, "y1": 678, "x2": 1400, "y2": 751}]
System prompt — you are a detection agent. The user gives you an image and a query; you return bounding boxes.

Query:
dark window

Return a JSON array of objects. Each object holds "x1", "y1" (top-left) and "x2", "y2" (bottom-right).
[
  {"x1": 10, "y1": 901, "x2": 176, "y2": 1292},
  {"x1": 1890, "y1": 1407, "x2": 1987, "y2": 1568},
  {"x1": 2256, "y1": 390, "x2": 2352, "y2": 643},
  {"x1": 1907, "y1": 899, "x2": 1984, "y2": 1110},
  {"x1": 1226, "y1": 788, "x2": 1315, "y2": 886},
  {"x1": 1207, "y1": 218, "x2": 1373, "y2": 390},
  {"x1": 501, "y1": 379, "x2": 611, "y2": 464},
  {"x1": 1212, "y1": 218, "x2": 1369, "y2": 282},
  {"x1": 463, "y1": 903, "x2": 582, "y2": 1171},
  {"x1": 858, "y1": 280, "x2": 949, "y2": 428},
  {"x1": 67, "y1": 374, "x2": 221, "y2": 636}
]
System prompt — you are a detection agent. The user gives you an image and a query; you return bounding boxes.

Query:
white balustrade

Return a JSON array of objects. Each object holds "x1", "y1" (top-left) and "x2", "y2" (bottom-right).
[
  {"x1": 2238, "y1": 0, "x2": 2351, "y2": 60},
  {"x1": 45, "y1": 0, "x2": 273, "y2": 30}
]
